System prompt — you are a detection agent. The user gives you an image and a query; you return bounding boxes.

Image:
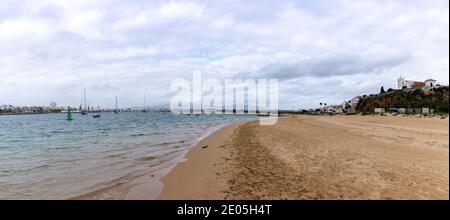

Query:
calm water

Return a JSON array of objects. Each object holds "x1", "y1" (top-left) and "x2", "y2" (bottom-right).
[{"x1": 0, "y1": 112, "x2": 255, "y2": 199}]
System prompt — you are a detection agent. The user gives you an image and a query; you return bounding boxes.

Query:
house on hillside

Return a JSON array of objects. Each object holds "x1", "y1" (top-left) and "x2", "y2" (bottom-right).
[
  {"x1": 397, "y1": 76, "x2": 438, "y2": 90},
  {"x1": 323, "y1": 105, "x2": 344, "y2": 114},
  {"x1": 424, "y1": 79, "x2": 437, "y2": 88},
  {"x1": 343, "y1": 96, "x2": 361, "y2": 113}
]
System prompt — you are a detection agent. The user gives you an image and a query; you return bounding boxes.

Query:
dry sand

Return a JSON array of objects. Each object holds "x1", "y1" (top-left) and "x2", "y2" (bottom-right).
[{"x1": 159, "y1": 115, "x2": 449, "y2": 200}]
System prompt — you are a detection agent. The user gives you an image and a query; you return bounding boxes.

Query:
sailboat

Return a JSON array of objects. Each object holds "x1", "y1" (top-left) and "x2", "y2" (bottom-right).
[
  {"x1": 81, "y1": 88, "x2": 88, "y2": 115},
  {"x1": 114, "y1": 96, "x2": 119, "y2": 114},
  {"x1": 90, "y1": 103, "x2": 101, "y2": 118}
]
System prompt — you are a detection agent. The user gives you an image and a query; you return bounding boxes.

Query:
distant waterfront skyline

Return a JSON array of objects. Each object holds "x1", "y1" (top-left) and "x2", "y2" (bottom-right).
[{"x1": 0, "y1": 0, "x2": 448, "y2": 109}]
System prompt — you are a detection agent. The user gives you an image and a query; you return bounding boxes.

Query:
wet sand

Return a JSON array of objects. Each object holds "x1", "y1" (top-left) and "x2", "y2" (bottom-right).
[{"x1": 159, "y1": 115, "x2": 449, "y2": 200}]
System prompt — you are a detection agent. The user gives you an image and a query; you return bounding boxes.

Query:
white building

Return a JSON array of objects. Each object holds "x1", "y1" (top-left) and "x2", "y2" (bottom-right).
[
  {"x1": 398, "y1": 76, "x2": 438, "y2": 90},
  {"x1": 349, "y1": 96, "x2": 360, "y2": 105},
  {"x1": 323, "y1": 105, "x2": 344, "y2": 114},
  {"x1": 424, "y1": 79, "x2": 437, "y2": 88},
  {"x1": 343, "y1": 96, "x2": 361, "y2": 113},
  {"x1": 0, "y1": 105, "x2": 14, "y2": 111}
]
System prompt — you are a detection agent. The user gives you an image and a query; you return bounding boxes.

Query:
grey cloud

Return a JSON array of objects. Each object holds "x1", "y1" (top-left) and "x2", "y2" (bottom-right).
[{"x1": 253, "y1": 52, "x2": 410, "y2": 80}]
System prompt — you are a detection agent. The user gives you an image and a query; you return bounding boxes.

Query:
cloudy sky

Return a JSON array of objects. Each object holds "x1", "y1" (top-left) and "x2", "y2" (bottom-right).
[{"x1": 0, "y1": 0, "x2": 448, "y2": 109}]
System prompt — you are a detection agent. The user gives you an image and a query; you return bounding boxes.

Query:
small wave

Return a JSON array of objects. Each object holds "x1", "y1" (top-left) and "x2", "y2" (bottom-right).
[
  {"x1": 2, "y1": 163, "x2": 51, "y2": 174},
  {"x1": 34, "y1": 164, "x2": 50, "y2": 169},
  {"x1": 6, "y1": 139, "x2": 23, "y2": 143},
  {"x1": 149, "y1": 140, "x2": 185, "y2": 147},
  {"x1": 50, "y1": 130, "x2": 68, "y2": 134},
  {"x1": 105, "y1": 152, "x2": 127, "y2": 159},
  {"x1": 52, "y1": 146, "x2": 83, "y2": 150},
  {"x1": 130, "y1": 133, "x2": 146, "y2": 137},
  {"x1": 137, "y1": 156, "x2": 158, "y2": 161},
  {"x1": 69, "y1": 169, "x2": 149, "y2": 200}
]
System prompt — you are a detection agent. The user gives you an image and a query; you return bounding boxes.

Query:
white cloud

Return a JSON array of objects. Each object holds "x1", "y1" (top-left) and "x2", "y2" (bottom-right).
[
  {"x1": 0, "y1": 19, "x2": 53, "y2": 41},
  {"x1": 63, "y1": 9, "x2": 105, "y2": 39},
  {"x1": 112, "y1": 1, "x2": 204, "y2": 31}
]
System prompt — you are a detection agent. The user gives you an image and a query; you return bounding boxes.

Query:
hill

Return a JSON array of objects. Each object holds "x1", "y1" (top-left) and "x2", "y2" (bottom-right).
[{"x1": 356, "y1": 86, "x2": 449, "y2": 113}]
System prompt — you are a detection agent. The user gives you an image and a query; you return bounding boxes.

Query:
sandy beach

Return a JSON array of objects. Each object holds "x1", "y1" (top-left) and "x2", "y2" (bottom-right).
[{"x1": 159, "y1": 115, "x2": 449, "y2": 200}]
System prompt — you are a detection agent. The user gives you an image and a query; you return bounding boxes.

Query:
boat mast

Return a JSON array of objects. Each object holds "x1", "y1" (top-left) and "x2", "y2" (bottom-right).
[
  {"x1": 115, "y1": 96, "x2": 118, "y2": 110},
  {"x1": 84, "y1": 88, "x2": 87, "y2": 111}
]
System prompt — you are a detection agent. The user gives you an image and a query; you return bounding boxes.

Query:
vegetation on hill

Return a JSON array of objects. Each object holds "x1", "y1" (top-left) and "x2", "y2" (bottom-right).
[{"x1": 356, "y1": 86, "x2": 449, "y2": 113}]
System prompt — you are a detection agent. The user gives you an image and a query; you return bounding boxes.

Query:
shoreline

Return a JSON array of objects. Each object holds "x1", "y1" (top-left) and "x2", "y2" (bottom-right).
[
  {"x1": 158, "y1": 121, "x2": 246, "y2": 199},
  {"x1": 158, "y1": 115, "x2": 449, "y2": 200}
]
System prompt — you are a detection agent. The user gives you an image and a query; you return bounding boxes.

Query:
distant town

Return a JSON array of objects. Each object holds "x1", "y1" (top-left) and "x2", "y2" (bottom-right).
[
  {"x1": 0, "y1": 103, "x2": 171, "y2": 115},
  {"x1": 1, "y1": 77, "x2": 448, "y2": 116}
]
